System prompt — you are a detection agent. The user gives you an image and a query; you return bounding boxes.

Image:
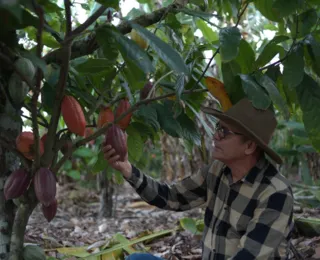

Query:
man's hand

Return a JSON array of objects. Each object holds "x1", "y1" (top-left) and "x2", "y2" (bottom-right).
[{"x1": 101, "y1": 144, "x2": 132, "y2": 179}]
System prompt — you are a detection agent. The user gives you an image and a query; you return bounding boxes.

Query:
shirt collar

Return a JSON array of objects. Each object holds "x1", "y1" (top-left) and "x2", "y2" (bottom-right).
[{"x1": 223, "y1": 156, "x2": 269, "y2": 186}]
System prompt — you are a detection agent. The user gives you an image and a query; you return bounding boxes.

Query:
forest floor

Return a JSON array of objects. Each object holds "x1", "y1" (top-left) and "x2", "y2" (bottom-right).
[{"x1": 25, "y1": 181, "x2": 320, "y2": 260}]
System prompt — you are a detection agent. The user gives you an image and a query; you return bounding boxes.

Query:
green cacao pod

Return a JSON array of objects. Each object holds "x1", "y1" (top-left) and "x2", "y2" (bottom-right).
[
  {"x1": 8, "y1": 73, "x2": 29, "y2": 105},
  {"x1": 34, "y1": 168, "x2": 56, "y2": 206},
  {"x1": 23, "y1": 245, "x2": 46, "y2": 260},
  {"x1": 14, "y1": 57, "x2": 36, "y2": 81},
  {"x1": 105, "y1": 124, "x2": 127, "y2": 162}
]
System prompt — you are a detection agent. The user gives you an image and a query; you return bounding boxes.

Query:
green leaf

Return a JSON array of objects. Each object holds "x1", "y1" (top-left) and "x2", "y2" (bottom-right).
[
  {"x1": 155, "y1": 102, "x2": 182, "y2": 137},
  {"x1": 135, "y1": 104, "x2": 160, "y2": 131},
  {"x1": 219, "y1": 27, "x2": 241, "y2": 62},
  {"x1": 283, "y1": 44, "x2": 304, "y2": 88},
  {"x1": 93, "y1": 151, "x2": 108, "y2": 173},
  {"x1": 272, "y1": 0, "x2": 303, "y2": 18},
  {"x1": 221, "y1": 61, "x2": 245, "y2": 104},
  {"x1": 177, "y1": 113, "x2": 201, "y2": 146},
  {"x1": 96, "y1": 27, "x2": 119, "y2": 62},
  {"x1": 95, "y1": 0, "x2": 119, "y2": 10},
  {"x1": 296, "y1": 74, "x2": 320, "y2": 151},
  {"x1": 75, "y1": 58, "x2": 114, "y2": 74},
  {"x1": 81, "y1": 3, "x2": 90, "y2": 10},
  {"x1": 240, "y1": 74, "x2": 271, "y2": 109},
  {"x1": 254, "y1": 0, "x2": 282, "y2": 22},
  {"x1": 73, "y1": 147, "x2": 95, "y2": 157},
  {"x1": 122, "y1": 58, "x2": 146, "y2": 91},
  {"x1": 107, "y1": 28, "x2": 155, "y2": 74},
  {"x1": 126, "y1": 126, "x2": 144, "y2": 162},
  {"x1": 130, "y1": 23, "x2": 189, "y2": 74},
  {"x1": 21, "y1": 51, "x2": 47, "y2": 74},
  {"x1": 42, "y1": 31, "x2": 60, "y2": 48},
  {"x1": 67, "y1": 170, "x2": 81, "y2": 180},
  {"x1": 305, "y1": 34, "x2": 320, "y2": 78},
  {"x1": 41, "y1": 83, "x2": 56, "y2": 113},
  {"x1": 175, "y1": 74, "x2": 185, "y2": 101},
  {"x1": 290, "y1": 9, "x2": 318, "y2": 38},
  {"x1": 235, "y1": 39, "x2": 255, "y2": 74},
  {"x1": 255, "y1": 73, "x2": 290, "y2": 120},
  {"x1": 180, "y1": 218, "x2": 198, "y2": 234},
  {"x1": 195, "y1": 19, "x2": 218, "y2": 43},
  {"x1": 255, "y1": 35, "x2": 289, "y2": 68}
]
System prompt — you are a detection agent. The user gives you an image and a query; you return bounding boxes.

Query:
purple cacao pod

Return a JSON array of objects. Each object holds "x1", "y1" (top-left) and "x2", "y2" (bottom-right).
[
  {"x1": 4, "y1": 169, "x2": 31, "y2": 200},
  {"x1": 34, "y1": 168, "x2": 56, "y2": 206},
  {"x1": 41, "y1": 198, "x2": 57, "y2": 222},
  {"x1": 105, "y1": 124, "x2": 127, "y2": 162}
]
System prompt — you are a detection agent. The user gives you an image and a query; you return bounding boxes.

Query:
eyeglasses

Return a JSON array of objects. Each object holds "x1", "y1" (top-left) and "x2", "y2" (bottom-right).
[{"x1": 214, "y1": 122, "x2": 243, "y2": 139}]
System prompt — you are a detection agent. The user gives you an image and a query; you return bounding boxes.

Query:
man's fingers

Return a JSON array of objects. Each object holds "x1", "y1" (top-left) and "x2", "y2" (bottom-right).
[
  {"x1": 101, "y1": 145, "x2": 112, "y2": 153},
  {"x1": 103, "y1": 148, "x2": 116, "y2": 159},
  {"x1": 109, "y1": 155, "x2": 120, "y2": 164}
]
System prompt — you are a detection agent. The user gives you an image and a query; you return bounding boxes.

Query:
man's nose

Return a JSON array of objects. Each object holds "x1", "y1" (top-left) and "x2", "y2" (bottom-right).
[{"x1": 213, "y1": 131, "x2": 221, "y2": 141}]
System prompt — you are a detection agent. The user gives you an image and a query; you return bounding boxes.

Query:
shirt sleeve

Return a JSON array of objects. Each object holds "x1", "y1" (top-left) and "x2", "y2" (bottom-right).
[
  {"x1": 230, "y1": 189, "x2": 294, "y2": 260},
  {"x1": 124, "y1": 164, "x2": 210, "y2": 211}
]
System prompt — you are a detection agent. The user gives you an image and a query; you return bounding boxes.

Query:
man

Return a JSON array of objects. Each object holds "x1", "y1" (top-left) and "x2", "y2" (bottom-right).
[{"x1": 102, "y1": 98, "x2": 294, "y2": 260}]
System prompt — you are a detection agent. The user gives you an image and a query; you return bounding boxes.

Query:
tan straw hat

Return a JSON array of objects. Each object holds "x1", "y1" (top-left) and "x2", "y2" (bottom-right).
[{"x1": 201, "y1": 98, "x2": 282, "y2": 164}]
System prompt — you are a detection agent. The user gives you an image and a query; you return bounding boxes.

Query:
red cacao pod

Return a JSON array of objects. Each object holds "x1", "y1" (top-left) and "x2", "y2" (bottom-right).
[
  {"x1": 115, "y1": 99, "x2": 132, "y2": 130},
  {"x1": 4, "y1": 169, "x2": 31, "y2": 200},
  {"x1": 105, "y1": 124, "x2": 127, "y2": 162},
  {"x1": 40, "y1": 133, "x2": 47, "y2": 144},
  {"x1": 61, "y1": 95, "x2": 86, "y2": 136},
  {"x1": 140, "y1": 81, "x2": 153, "y2": 100},
  {"x1": 34, "y1": 168, "x2": 56, "y2": 206},
  {"x1": 97, "y1": 106, "x2": 114, "y2": 128},
  {"x1": 41, "y1": 198, "x2": 57, "y2": 222},
  {"x1": 16, "y1": 132, "x2": 44, "y2": 160}
]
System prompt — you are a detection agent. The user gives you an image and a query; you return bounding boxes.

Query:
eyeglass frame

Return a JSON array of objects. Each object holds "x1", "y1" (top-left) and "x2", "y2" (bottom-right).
[{"x1": 214, "y1": 121, "x2": 243, "y2": 139}]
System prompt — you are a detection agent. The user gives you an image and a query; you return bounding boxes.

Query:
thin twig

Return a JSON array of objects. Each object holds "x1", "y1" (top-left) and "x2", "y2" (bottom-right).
[
  {"x1": 64, "y1": 0, "x2": 72, "y2": 36},
  {"x1": 70, "y1": 5, "x2": 107, "y2": 38},
  {"x1": 52, "y1": 88, "x2": 208, "y2": 173},
  {"x1": 235, "y1": 2, "x2": 249, "y2": 27}
]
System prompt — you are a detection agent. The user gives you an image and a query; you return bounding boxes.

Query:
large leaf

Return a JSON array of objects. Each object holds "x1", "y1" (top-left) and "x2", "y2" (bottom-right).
[
  {"x1": 219, "y1": 27, "x2": 241, "y2": 62},
  {"x1": 179, "y1": 7, "x2": 216, "y2": 20},
  {"x1": 177, "y1": 113, "x2": 201, "y2": 146},
  {"x1": 95, "y1": 0, "x2": 119, "y2": 10},
  {"x1": 255, "y1": 35, "x2": 289, "y2": 68},
  {"x1": 255, "y1": 73, "x2": 290, "y2": 120},
  {"x1": 235, "y1": 39, "x2": 255, "y2": 74},
  {"x1": 105, "y1": 28, "x2": 154, "y2": 74},
  {"x1": 296, "y1": 74, "x2": 320, "y2": 151},
  {"x1": 134, "y1": 104, "x2": 160, "y2": 131},
  {"x1": 195, "y1": 19, "x2": 218, "y2": 43},
  {"x1": 126, "y1": 125, "x2": 144, "y2": 162},
  {"x1": 130, "y1": 23, "x2": 189, "y2": 74},
  {"x1": 96, "y1": 27, "x2": 119, "y2": 62},
  {"x1": 290, "y1": 9, "x2": 318, "y2": 38},
  {"x1": 221, "y1": 61, "x2": 245, "y2": 104},
  {"x1": 283, "y1": 44, "x2": 305, "y2": 88},
  {"x1": 254, "y1": 0, "x2": 282, "y2": 22},
  {"x1": 272, "y1": 0, "x2": 303, "y2": 18},
  {"x1": 305, "y1": 34, "x2": 320, "y2": 78},
  {"x1": 240, "y1": 74, "x2": 271, "y2": 109},
  {"x1": 75, "y1": 58, "x2": 114, "y2": 74},
  {"x1": 175, "y1": 74, "x2": 185, "y2": 101}
]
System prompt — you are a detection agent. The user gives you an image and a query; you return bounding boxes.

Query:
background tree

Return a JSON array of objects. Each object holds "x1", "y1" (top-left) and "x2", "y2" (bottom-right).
[{"x1": 0, "y1": 0, "x2": 320, "y2": 259}]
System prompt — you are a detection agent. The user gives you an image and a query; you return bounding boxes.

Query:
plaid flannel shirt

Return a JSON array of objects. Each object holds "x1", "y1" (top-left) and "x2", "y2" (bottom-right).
[{"x1": 125, "y1": 157, "x2": 294, "y2": 260}]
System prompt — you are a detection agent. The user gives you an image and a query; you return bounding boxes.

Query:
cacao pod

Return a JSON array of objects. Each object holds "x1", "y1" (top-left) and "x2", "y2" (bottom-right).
[
  {"x1": 4, "y1": 169, "x2": 31, "y2": 200},
  {"x1": 14, "y1": 57, "x2": 36, "y2": 81},
  {"x1": 34, "y1": 168, "x2": 56, "y2": 206},
  {"x1": 8, "y1": 73, "x2": 29, "y2": 105},
  {"x1": 97, "y1": 106, "x2": 114, "y2": 128},
  {"x1": 22, "y1": 245, "x2": 46, "y2": 260},
  {"x1": 105, "y1": 124, "x2": 127, "y2": 162},
  {"x1": 61, "y1": 95, "x2": 86, "y2": 136},
  {"x1": 16, "y1": 132, "x2": 44, "y2": 160},
  {"x1": 115, "y1": 99, "x2": 132, "y2": 130},
  {"x1": 41, "y1": 198, "x2": 57, "y2": 222},
  {"x1": 130, "y1": 29, "x2": 148, "y2": 49},
  {"x1": 140, "y1": 81, "x2": 153, "y2": 100}
]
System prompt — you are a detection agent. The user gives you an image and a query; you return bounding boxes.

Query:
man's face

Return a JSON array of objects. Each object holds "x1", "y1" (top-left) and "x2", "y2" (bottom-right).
[{"x1": 212, "y1": 121, "x2": 248, "y2": 163}]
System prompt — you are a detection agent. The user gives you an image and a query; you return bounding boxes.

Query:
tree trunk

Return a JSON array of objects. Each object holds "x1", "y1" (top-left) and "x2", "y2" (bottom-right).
[
  {"x1": 306, "y1": 152, "x2": 320, "y2": 181},
  {"x1": 97, "y1": 170, "x2": 115, "y2": 218}
]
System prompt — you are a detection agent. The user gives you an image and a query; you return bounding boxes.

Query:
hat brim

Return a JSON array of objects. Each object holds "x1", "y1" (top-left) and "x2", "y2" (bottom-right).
[{"x1": 201, "y1": 106, "x2": 283, "y2": 164}]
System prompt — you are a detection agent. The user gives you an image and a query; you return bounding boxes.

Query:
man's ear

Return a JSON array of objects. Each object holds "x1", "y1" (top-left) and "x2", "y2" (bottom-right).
[{"x1": 244, "y1": 140, "x2": 258, "y2": 155}]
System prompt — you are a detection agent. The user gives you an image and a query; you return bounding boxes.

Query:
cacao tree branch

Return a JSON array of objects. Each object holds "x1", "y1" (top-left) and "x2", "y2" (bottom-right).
[
  {"x1": 31, "y1": 0, "x2": 45, "y2": 171},
  {"x1": 0, "y1": 53, "x2": 35, "y2": 92},
  {"x1": 44, "y1": 3, "x2": 181, "y2": 64},
  {"x1": 69, "y1": 5, "x2": 107, "y2": 40},
  {"x1": 52, "y1": 88, "x2": 208, "y2": 173},
  {"x1": 64, "y1": 0, "x2": 72, "y2": 36}
]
